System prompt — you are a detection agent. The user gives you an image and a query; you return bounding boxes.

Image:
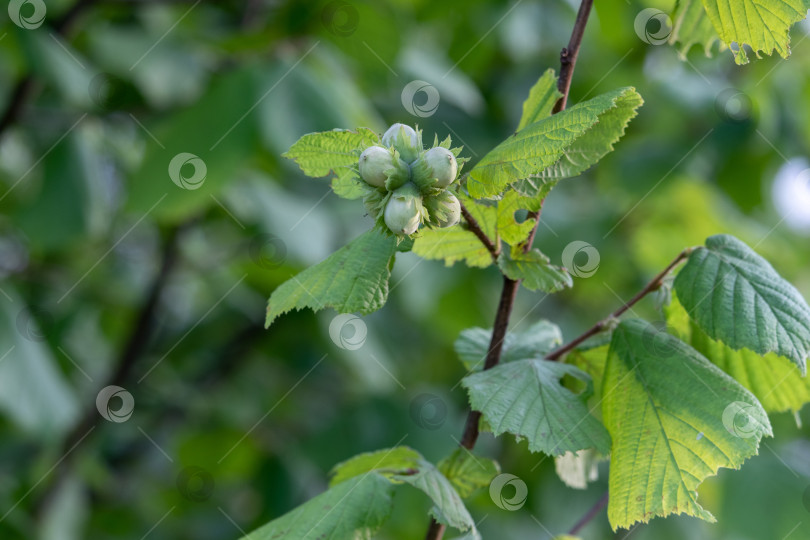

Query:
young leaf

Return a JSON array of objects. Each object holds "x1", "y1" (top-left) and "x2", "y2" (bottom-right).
[
  {"x1": 330, "y1": 446, "x2": 421, "y2": 486},
  {"x1": 666, "y1": 296, "x2": 810, "y2": 414},
  {"x1": 603, "y1": 319, "x2": 772, "y2": 530},
  {"x1": 392, "y1": 460, "x2": 477, "y2": 533},
  {"x1": 674, "y1": 234, "x2": 810, "y2": 375},
  {"x1": 523, "y1": 88, "x2": 643, "y2": 186},
  {"x1": 516, "y1": 69, "x2": 562, "y2": 131},
  {"x1": 238, "y1": 473, "x2": 393, "y2": 539},
  {"x1": 467, "y1": 87, "x2": 642, "y2": 199},
  {"x1": 700, "y1": 0, "x2": 810, "y2": 64},
  {"x1": 266, "y1": 229, "x2": 397, "y2": 326},
  {"x1": 283, "y1": 127, "x2": 379, "y2": 178},
  {"x1": 437, "y1": 448, "x2": 501, "y2": 498},
  {"x1": 461, "y1": 359, "x2": 612, "y2": 455},
  {"x1": 455, "y1": 320, "x2": 563, "y2": 372},
  {"x1": 498, "y1": 248, "x2": 573, "y2": 293},
  {"x1": 330, "y1": 447, "x2": 477, "y2": 535},
  {"x1": 668, "y1": 0, "x2": 726, "y2": 58},
  {"x1": 497, "y1": 190, "x2": 538, "y2": 245}
]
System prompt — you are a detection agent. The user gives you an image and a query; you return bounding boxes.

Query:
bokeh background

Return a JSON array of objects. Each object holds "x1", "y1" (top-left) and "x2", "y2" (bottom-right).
[{"x1": 2, "y1": 0, "x2": 810, "y2": 538}]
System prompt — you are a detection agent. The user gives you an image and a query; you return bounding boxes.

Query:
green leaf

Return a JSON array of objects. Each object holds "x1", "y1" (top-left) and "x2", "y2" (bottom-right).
[
  {"x1": 516, "y1": 69, "x2": 562, "y2": 131},
  {"x1": 239, "y1": 473, "x2": 393, "y2": 539},
  {"x1": 461, "y1": 359, "x2": 611, "y2": 455},
  {"x1": 467, "y1": 87, "x2": 641, "y2": 199},
  {"x1": 283, "y1": 128, "x2": 379, "y2": 178},
  {"x1": 412, "y1": 195, "x2": 496, "y2": 268},
  {"x1": 498, "y1": 248, "x2": 573, "y2": 293},
  {"x1": 266, "y1": 229, "x2": 397, "y2": 326},
  {"x1": 666, "y1": 296, "x2": 810, "y2": 414},
  {"x1": 496, "y1": 190, "x2": 538, "y2": 245},
  {"x1": 700, "y1": 0, "x2": 810, "y2": 64},
  {"x1": 454, "y1": 320, "x2": 563, "y2": 372},
  {"x1": 331, "y1": 169, "x2": 368, "y2": 200},
  {"x1": 392, "y1": 460, "x2": 476, "y2": 533},
  {"x1": 330, "y1": 447, "x2": 477, "y2": 534},
  {"x1": 437, "y1": 448, "x2": 501, "y2": 498},
  {"x1": 669, "y1": 0, "x2": 726, "y2": 57},
  {"x1": 603, "y1": 319, "x2": 772, "y2": 530},
  {"x1": 521, "y1": 87, "x2": 643, "y2": 187},
  {"x1": 126, "y1": 66, "x2": 259, "y2": 222},
  {"x1": 0, "y1": 290, "x2": 80, "y2": 437},
  {"x1": 674, "y1": 234, "x2": 810, "y2": 375},
  {"x1": 330, "y1": 447, "x2": 421, "y2": 486}
]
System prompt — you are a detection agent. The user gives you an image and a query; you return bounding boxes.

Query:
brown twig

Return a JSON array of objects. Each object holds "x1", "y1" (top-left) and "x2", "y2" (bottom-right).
[
  {"x1": 545, "y1": 247, "x2": 693, "y2": 361},
  {"x1": 424, "y1": 3, "x2": 596, "y2": 539},
  {"x1": 459, "y1": 199, "x2": 499, "y2": 260}
]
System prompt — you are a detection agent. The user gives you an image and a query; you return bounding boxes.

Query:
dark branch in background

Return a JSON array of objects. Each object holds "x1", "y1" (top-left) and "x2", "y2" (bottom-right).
[
  {"x1": 568, "y1": 490, "x2": 609, "y2": 535},
  {"x1": 33, "y1": 224, "x2": 184, "y2": 517},
  {"x1": 0, "y1": 0, "x2": 98, "y2": 139},
  {"x1": 545, "y1": 247, "x2": 693, "y2": 361},
  {"x1": 424, "y1": 2, "x2": 596, "y2": 539},
  {"x1": 459, "y1": 199, "x2": 499, "y2": 260}
]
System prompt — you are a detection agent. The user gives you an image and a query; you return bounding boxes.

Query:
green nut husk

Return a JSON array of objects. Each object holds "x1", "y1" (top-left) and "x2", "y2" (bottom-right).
[
  {"x1": 382, "y1": 123, "x2": 421, "y2": 163},
  {"x1": 425, "y1": 191, "x2": 461, "y2": 228},
  {"x1": 384, "y1": 182, "x2": 422, "y2": 236}
]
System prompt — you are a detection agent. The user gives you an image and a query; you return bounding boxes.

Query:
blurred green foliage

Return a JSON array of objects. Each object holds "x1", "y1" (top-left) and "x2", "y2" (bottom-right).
[{"x1": 1, "y1": 0, "x2": 809, "y2": 538}]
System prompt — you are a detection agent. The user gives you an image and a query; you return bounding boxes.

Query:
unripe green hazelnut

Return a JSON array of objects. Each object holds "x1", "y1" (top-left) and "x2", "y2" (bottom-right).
[
  {"x1": 358, "y1": 146, "x2": 393, "y2": 188},
  {"x1": 384, "y1": 183, "x2": 422, "y2": 235},
  {"x1": 435, "y1": 193, "x2": 461, "y2": 228},
  {"x1": 422, "y1": 147, "x2": 457, "y2": 188},
  {"x1": 382, "y1": 123, "x2": 420, "y2": 163}
]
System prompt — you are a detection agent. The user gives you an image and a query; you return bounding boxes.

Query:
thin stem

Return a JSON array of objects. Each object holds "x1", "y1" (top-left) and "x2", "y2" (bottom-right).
[
  {"x1": 424, "y1": 3, "x2": 597, "y2": 539},
  {"x1": 568, "y1": 490, "x2": 609, "y2": 535},
  {"x1": 459, "y1": 199, "x2": 499, "y2": 259},
  {"x1": 545, "y1": 247, "x2": 694, "y2": 361}
]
